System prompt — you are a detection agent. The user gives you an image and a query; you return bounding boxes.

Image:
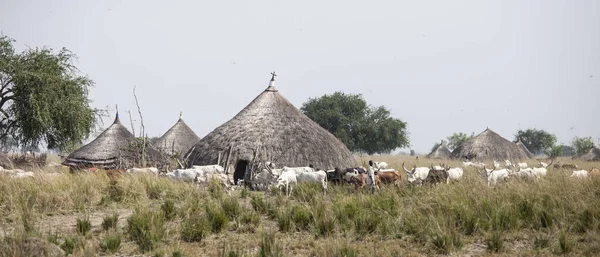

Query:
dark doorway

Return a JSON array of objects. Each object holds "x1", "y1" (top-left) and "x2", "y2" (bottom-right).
[{"x1": 234, "y1": 160, "x2": 249, "y2": 185}]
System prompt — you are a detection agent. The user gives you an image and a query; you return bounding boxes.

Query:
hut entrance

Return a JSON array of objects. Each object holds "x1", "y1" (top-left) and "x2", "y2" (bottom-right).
[{"x1": 234, "y1": 160, "x2": 249, "y2": 185}]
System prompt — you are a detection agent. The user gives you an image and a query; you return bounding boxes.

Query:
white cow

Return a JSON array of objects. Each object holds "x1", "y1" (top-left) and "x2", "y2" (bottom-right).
[
  {"x1": 10, "y1": 171, "x2": 35, "y2": 178},
  {"x1": 463, "y1": 161, "x2": 485, "y2": 168},
  {"x1": 374, "y1": 162, "x2": 389, "y2": 170},
  {"x1": 164, "y1": 169, "x2": 199, "y2": 182},
  {"x1": 504, "y1": 160, "x2": 513, "y2": 168},
  {"x1": 446, "y1": 167, "x2": 464, "y2": 183},
  {"x1": 342, "y1": 169, "x2": 360, "y2": 183},
  {"x1": 296, "y1": 170, "x2": 328, "y2": 196},
  {"x1": 481, "y1": 166, "x2": 510, "y2": 187},
  {"x1": 195, "y1": 173, "x2": 232, "y2": 194},
  {"x1": 192, "y1": 165, "x2": 225, "y2": 175},
  {"x1": 517, "y1": 162, "x2": 528, "y2": 169},
  {"x1": 126, "y1": 167, "x2": 160, "y2": 176},
  {"x1": 275, "y1": 170, "x2": 297, "y2": 197},
  {"x1": 570, "y1": 170, "x2": 589, "y2": 179},
  {"x1": 282, "y1": 166, "x2": 314, "y2": 174},
  {"x1": 511, "y1": 166, "x2": 534, "y2": 180},
  {"x1": 403, "y1": 162, "x2": 430, "y2": 185}
]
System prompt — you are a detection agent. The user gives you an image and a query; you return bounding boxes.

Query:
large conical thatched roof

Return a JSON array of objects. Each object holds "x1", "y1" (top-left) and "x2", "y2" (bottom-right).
[
  {"x1": 186, "y1": 75, "x2": 356, "y2": 171},
  {"x1": 426, "y1": 141, "x2": 451, "y2": 159},
  {"x1": 62, "y1": 112, "x2": 164, "y2": 169},
  {"x1": 450, "y1": 128, "x2": 531, "y2": 161},
  {"x1": 154, "y1": 113, "x2": 201, "y2": 157},
  {"x1": 574, "y1": 147, "x2": 600, "y2": 161},
  {"x1": 515, "y1": 138, "x2": 534, "y2": 158}
]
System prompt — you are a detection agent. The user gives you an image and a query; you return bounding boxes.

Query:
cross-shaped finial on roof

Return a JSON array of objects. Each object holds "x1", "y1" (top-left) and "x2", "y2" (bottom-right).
[{"x1": 270, "y1": 71, "x2": 277, "y2": 81}]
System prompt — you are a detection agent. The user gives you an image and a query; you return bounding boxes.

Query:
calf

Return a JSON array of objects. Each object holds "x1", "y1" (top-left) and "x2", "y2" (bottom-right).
[
  {"x1": 164, "y1": 168, "x2": 200, "y2": 182},
  {"x1": 282, "y1": 166, "x2": 315, "y2": 174},
  {"x1": 9, "y1": 171, "x2": 35, "y2": 178},
  {"x1": 275, "y1": 170, "x2": 297, "y2": 197},
  {"x1": 424, "y1": 168, "x2": 448, "y2": 186},
  {"x1": 516, "y1": 162, "x2": 528, "y2": 169},
  {"x1": 374, "y1": 162, "x2": 389, "y2": 170},
  {"x1": 192, "y1": 165, "x2": 225, "y2": 175},
  {"x1": 195, "y1": 173, "x2": 232, "y2": 194}
]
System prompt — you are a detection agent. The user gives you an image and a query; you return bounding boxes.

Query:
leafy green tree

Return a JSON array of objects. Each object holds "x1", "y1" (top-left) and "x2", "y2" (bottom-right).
[
  {"x1": 0, "y1": 35, "x2": 103, "y2": 151},
  {"x1": 571, "y1": 136, "x2": 594, "y2": 156},
  {"x1": 301, "y1": 92, "x2": 409, "y2": 154},
  {"x1": 514, "y1": 129, "x2": 557, "y2": 154},
  {"x1": 430, "y1": 140, "x2": 447, "y2": 152},
  {"x1": 446, "y1": 132, "x2": 474, "y2": 150},
  {"x1": 546, "y1": 145, "x2": 563, "y2": 159}
]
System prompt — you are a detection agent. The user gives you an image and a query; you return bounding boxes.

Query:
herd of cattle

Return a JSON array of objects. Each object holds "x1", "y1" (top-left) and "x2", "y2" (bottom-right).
[{"x1": 1, "y1": 159, "x2": 599, "y2": 196}]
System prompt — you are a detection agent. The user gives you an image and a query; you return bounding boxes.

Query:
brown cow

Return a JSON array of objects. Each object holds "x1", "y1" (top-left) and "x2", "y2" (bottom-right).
[
  {"x1": 590, "y1": 168, "x2": 600, "y2": 179},
  {"x1": 377, "y1": 170, "x2": 401, "y2": 186},
  {"x1": 350, "y1": 173, "x2": 381, "y2": 190}
]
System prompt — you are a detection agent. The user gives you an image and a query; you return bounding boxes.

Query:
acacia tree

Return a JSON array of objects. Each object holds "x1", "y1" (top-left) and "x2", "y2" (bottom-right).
[
  {"x1": 301, "y1": 92, "x2": 409, "y2": 155},
  {"x1": 0, "y1": 35, "x2": 102, "y2": 151},
  {"x1": 514, "y1": 129, "x2": 557, "y2": 154}
]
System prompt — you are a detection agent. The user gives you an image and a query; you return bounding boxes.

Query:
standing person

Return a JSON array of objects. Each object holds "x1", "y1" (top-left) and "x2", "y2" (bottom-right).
[{"x1": 367, "y1": 160, "x2": 376, "y2": 193}]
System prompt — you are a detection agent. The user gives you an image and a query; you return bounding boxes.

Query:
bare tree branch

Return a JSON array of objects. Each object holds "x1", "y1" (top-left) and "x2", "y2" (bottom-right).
[{"x1": 133, "y1": 85, "x2": 146, "y2": 166}]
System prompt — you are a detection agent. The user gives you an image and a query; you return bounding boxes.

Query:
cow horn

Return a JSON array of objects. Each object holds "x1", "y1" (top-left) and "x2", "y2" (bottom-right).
[
  {"x1": 483, "y1": 165, "x2": 494, "y2": 173},
  {"x1": 411, "y1": 164, "x2": 417, "y2": 172},
  {"x1": 402, "y1": 162, "x2": 410, "y2": 173}
]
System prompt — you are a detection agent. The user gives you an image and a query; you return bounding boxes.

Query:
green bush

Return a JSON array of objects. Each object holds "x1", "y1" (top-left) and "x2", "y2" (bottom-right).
[
  {"x1": 206, "y1": 202, "x2": 228, "y2": 233},
  {"x1": 251, "y1": 195, "x2": 268, "y2": 215},
  {"x1": 486, "y1": 232, "x2": 504, "y2": 253},
  {"x1": 102, "y1": 212, "x2": 119, "y2": 231},
  {"x1": 180, "y1": 213, "x2": 209, "y2": 242},
  {"x1": 430, "y1": 230, "x2": 463, "y2": 254},
  {"x1": 276, "y1": 208, "x2": 293, "y2": 233},
  {"x1": 354, "y1": 211, "x2": 380, "y2": 238},
  {"x1": 258, "y1": 232, "x2": 283, "y2": 257},
  {"x1": 291, "y1": 205, "x2": 312, "y2": 231},
  {"x1": 533, "y1": 234, "x2": 550, "y2": 250},
  {"x1": 76, "y1": 216, "x2": 92, "y2": 236},
  {"x1": 105, "y1": 179, "x2": 125, "y2": 203},
  {"x1": 61, "y1": 235, "x2": 84, "y2": 255},
  {"x1": 99, "y1": 231, "x2": 121, "y2": 254},
  {"x1": 221, "y1": 196, "x2": 241, "y2": 221},
  {"x1": 557, "y1": 232, "x2": 573, "y2": 255},
  {"x1": 126, "y1": 209, "x2": 166, "y2": 252},
  {"x1": 161, "y1": 200, "x2": 177, "y2": 221}
]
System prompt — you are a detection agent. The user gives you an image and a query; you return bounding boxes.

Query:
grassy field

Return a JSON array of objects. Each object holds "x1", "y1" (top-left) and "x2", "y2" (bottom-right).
[{"x1": 1, "y1": 156, "x2": 600, "y2": 256}]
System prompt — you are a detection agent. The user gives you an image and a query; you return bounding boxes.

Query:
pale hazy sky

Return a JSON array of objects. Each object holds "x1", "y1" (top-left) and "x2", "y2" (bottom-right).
[{"x1": 1, "y1": 0, "x2": 598, "y2": 153}]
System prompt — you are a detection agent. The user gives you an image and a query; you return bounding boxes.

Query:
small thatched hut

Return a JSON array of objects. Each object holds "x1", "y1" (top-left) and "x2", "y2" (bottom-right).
[
  {"x1": 574, "y1": 147, "x2": 600, "y2": 162},
  {"x1": 154, "y1": 112, "x2": 201, "y2": 157},
  {"x1": 186, "y1": 74, "x2": 357, "y2": 183},
  {"x1": 515, "y1": 138, "x2": 535, "y2": 158},
  {"x1": 450, "y1": 128, "x2": 531, "y2": 161},
  {"x1": 426, "y1": 141, "x2": 451, "y2": 159},
  {"x1": 62, "y1": 111, "x2": 165, "y2": 170}
]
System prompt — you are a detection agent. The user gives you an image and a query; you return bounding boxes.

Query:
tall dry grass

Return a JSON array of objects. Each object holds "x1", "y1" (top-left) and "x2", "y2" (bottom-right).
[{"x1": 0, "y1": 155, "x2": 599, "y2": 256}]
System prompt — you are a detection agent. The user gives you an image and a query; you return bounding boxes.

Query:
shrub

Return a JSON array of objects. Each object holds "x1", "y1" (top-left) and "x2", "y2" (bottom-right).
[
  {"x1": 180, "y1": 213, "x2": 209, "y2": 242},
  {"x1": 105, "y1": 179, "x2": 125, "y2": 203},
  {"x1": 354, "y1": 211, "x2": 380, "y2": 238},
  {"x1": 221, "y1": 196, "x2": 241, "y2": 221},
  {"x1": 276, "y1": 208, "x2": 293, "y2": 233},
  {"x1": 61, "y1": 235, "x2": 84, "y2": 255},
  {"x1": 126, "y1": 209, "x2": 166, "y2": 252},
  {"x1": 99, "y1": 231, "x2": 121, "y2": 254},
  {"x1": 161, "y1": 200, "x2": 177, "y2": 221},
  {"x1": 146, "y1": 181, "x2": 163, "y2": 200},
  {"x1": 251, "y1": 194, "x2": 268, "y2": 215},
  {"x1": 430, "y1": 230, "x2": 463, "y2": 254},
  {"x1": 486, "y1": 232, "x2": 504, "y2": 253},
  {"x1": 240, "y1": 210, "x2": 260, "y2": 227},
  {"x1": 172, "y1": 250, "x2": 183, "y2": 257},
  {"x1": 557, "y1": 232, "x2": 573, "y2": 255},
  {"x1": 291, "y1": 205, "x2": 312, "y2": 231},
  {"x1": 314, "y1": 214, "x2": 336, "y2": 237},
  {"x1": 76, "y1": 215, "x2": 92, "y2": 236},
  {"x1": 102, "y1": 212, "x2": 119, "y2": 231},
  {"x1": 206, "y1": 202, "x2": 228, "y2": 233},
  {"x1": 258, "y1": 232, "x2": 283, "y2": 257},
  {"x1": 240, "y1": 188, "x2": 249, "y2": 199}
]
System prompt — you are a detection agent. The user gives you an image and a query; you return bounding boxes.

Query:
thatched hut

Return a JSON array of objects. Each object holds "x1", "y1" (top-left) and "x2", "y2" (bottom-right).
[
  {"x1": 574, "y1": 147, "x2": 600, "y2": 161},
  {"x1": 154, "y1": 112, "x2": 201, "y2": 157},
  {"x1": 515, "y1": 138, "x2": 535, "y2": 158},
  {"x1": 426, "y1": 141, "x2": 451, "y2": 159},
  {"x1": 186, "y1": 74, "x2": 356, "y2": 183},
  {"x1": 450, "y1": 128, "x2": 531, "y2": 161},
  {"x1": 62, "y1": 111, "x2": 165, "y2": 170}
]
